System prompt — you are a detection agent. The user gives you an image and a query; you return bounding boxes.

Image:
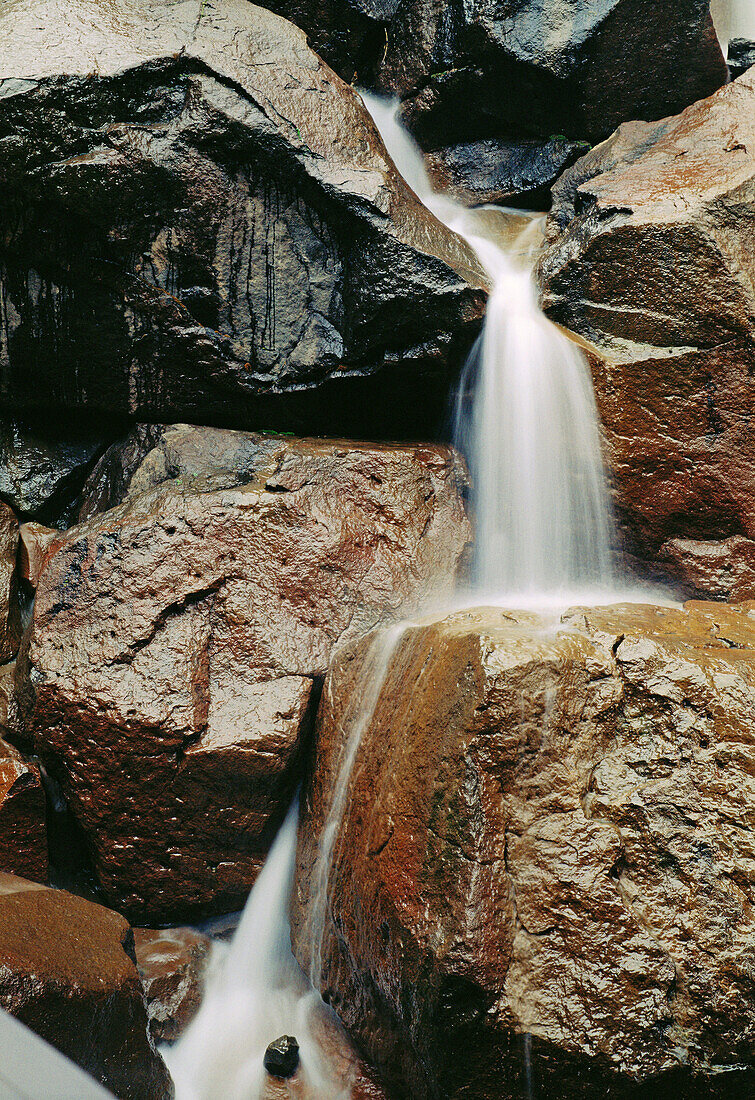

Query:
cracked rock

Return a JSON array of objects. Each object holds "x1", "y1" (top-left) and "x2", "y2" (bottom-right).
[
  {"x1": 12, "y1": 424, "x2": 471, "y2": 923},
  {"x1": 293, "y1": 600, "x2": 755, "y2": 1098}
]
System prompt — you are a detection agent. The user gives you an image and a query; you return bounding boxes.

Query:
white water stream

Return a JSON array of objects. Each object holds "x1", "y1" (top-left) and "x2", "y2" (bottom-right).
[{"x1": 168, "y1": 96, "x2": 620, "y2": 1097}]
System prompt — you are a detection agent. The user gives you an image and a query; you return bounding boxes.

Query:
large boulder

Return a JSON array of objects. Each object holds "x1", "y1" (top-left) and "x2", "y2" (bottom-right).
[
  {"x1": 293, "y1": 601, "x2": 755, "y2": 1099},
  {"x1": 540, "y1": 69, "x2": 755, "y2": 600},
  {"x1": 14, "y1": 424, "x2": 471, "y2": 923},
  {"x1": 0, "y1": 873, "x2": 171, "y2": 1099},
  {"x1": 0, "y1": 0, "x2": 484, "y2": 440}
]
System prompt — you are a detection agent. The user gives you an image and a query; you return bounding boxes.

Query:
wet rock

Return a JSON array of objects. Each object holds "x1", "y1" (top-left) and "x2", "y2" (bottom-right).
[
  {"x1": 0, "y1": 737, "x2": 47, "y2": 883},
  {"x1": 0, "y1": 416, "x2": 113, "y2": 525},
  {"x1": 728, "y1": 38, "x2": 755, "y2": 78},
  {"x1": 0, "y1": 0, "x2": 484, "y2": 441},
  {"x1": 541, "y1": 70, "x2": 755, "y2": 598},
  {"x1": 378, "y1": 0, "x2": 727, "y2": 149},
  {"x1": 0, "y1": 873, "x2": 172, "y2": 1099},
  {"x1": 426, "y1": 138, "x2": 590, "y2": 210},
  {"x1": 134, "y1": 927, "x2": 212, "y2": 1044},
  {"x1": 0, "y1": 503, "x2": 21, "y2": 662},
  {"x1": 264, "y1": 1035, "x2": 300, "y2": 1078},
  {"x1": 18, "y1": 522, "x2": 61, "y2": 589},
  {"x1": 15, "y1": 425, "x2": 471, "y2": 923},
  {"x1": 293, "y1": 601, "x2": 755, "y2": 1099}
]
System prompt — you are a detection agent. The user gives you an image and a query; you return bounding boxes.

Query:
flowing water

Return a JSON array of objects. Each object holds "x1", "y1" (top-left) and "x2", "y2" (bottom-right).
[{"x1": 170, "y1": 96, "x2": 620, "y2": 1098}]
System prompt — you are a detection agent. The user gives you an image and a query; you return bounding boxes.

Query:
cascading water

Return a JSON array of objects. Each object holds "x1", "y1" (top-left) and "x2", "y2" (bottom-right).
[{"x1": 170, "y1": 96, "x2": 620, "y2": 1098}]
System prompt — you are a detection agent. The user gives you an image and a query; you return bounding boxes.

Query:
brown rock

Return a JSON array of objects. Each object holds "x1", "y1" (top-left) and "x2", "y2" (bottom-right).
[
  {"x1": 0, "y1": 0, "x2": 484, "y2": 441},
  {"x1": 0, "y1": 736, "x2": 47, "y2": 883},
  {"x1": 541, "y1": 71, "x2": 755, "y2": 599},
  {"x1": 293, "y1": 601, "x2": 755, "y2": 1098},
  {"x1": 16, "y1": 425, "x2": 471, "y2": 923},
  {"x1": 0, "y1": 872, "x2": 172, "y2": 1099},
  {"x1": 18, "y1": 522, "x2": 61, "y2": 589},
  {"x1": 0, "y1": 502, "x2": 21, "y2": 662},
  {"x1": 134, "y1": 927, "x2": 212, "y2": 1044}
]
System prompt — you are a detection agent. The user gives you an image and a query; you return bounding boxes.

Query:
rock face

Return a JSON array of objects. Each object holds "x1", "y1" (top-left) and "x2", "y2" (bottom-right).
[
  {"x1": 0, "y1": 737, "x2": 47, "y2": 882},
  {"x1": 15, "y1": 424, "x2": 471, "y2": 923},
  {"x1": 425, "y1": 138, "x2": 589, "y2": 210},
  {"x1": 0, "y1": 873, "x2": 171, "y2": 1099},
  {"x1": 0, "y1": 502, "x2": 21, "y2": 663},
  {"x1": 0, "y1": 0, "x2": 484, "y2": 440},
  {"x1": 293, "y1": 601, "x2": 755, "y2": 1099},
  {"x1": 134, "y1": 927, "x2": 212, "y2": 1044},
  {"x1": 541, "y1": 70, "x2": 755, "y2": 599}
]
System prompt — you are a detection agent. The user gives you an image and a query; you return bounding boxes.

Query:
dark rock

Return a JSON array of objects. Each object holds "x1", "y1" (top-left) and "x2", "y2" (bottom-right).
[
  {"x1": 14, "y1": 424, "x2": 471, "y2": 923},
  {"x1": 0, "y1": 415, "x2": 114, "y2": 526},
  {"x1": 0, "y1": 737, "x2": 47, "y2": 883},
  {"x1": 293, "y1": 601, "x2": 755, "y2": 1099},
  {"x1": 426, "y1": 138, "x2": 590, "y2": 209},
  {"x1": 0, "y1": 0, "x2": 485, "y2": 440},
  {"x1": 541, "y1": 69, "x2": 755, "y2": 599},
  {"x1": 378, "y1": 0, "x2": 727, "y2": 149},
  {"x1": 264, "y1": 1034, "x2": 300, "y2": 1078},
  {"x1": 134, "y1": 927, "x2": 212, "y2": 1044},
  {"x1": 0, "y1": 503, "x2": 21, "y2": 662},
  {"x1": 0, "y1": 872, "x2": 172, "y2": 1099},
  {"x1": 728, "y1": 38, "x2": 755, "y2": 78}
]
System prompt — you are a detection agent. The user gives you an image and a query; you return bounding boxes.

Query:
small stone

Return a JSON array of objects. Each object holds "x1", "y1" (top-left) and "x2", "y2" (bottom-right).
[{"x1": 263, "y1": 1035, "x2": 300, "y2": 1078}]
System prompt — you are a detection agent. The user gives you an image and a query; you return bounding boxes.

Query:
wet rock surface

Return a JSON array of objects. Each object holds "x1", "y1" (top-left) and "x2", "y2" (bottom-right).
[
  {"x1": 134, "y1": 926, "x2": 212, "y2": 1044},
  {"x1": 264, "y1": 1035, "x2": 301, "y2": 1078},
  {"x1": 0, "y1": 0, "x2": 484, "y2": 440},
  {"x1": 0, "y1": 873, "x2": 171, "y2": 1099},
  {"x1": 0, "y1": 737, "x2": 47, "y2": 883},
  {"x1": 15, "y1": 424, "x2": 471, "y2": 923},
  {"x1": 0, "y1": 503, "x2": 21, "y2": 663},
  {"x1": 293, "y1": 601, "x2": 755, "y2": 1099},
  {"x1": 541, "y1": 70, "x2": 755, "y2": 598}
]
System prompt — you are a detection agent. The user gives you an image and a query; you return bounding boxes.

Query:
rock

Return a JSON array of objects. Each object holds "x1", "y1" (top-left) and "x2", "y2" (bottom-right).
[
  {"x1": 425, "y1": 138, "x2": 590, "y2": 210},
  {"x1": 15, "y1": 424, "x2": 471, "y2": 923},
  {"x1": 134, "y1": 927, "x2": 212, "y2": 1044},
  {"x1": 0, "y1": 873, "x2": 172, "y2": 1099},
  {"x1": 540, "y1": 70, "x2": 755, "y2": 599},
  {"x1": 0, "y1": 0, "x2": 485, "y2": 441},
  {"x1": 377, "y1": 0, "x2": 727, "y2": 149},
  {"x1": 0, "y1": 737, "x2": 47, "y2": 882},
  {"x1": 0, "y1": 502, "x2": 21, "y2": 662},
  {"x1": 0, "y1": 416, "x2": 114, "y2": 525},
  {"x1": 18, "y1": 522, "x2": 61, "y2": 589},
  {"x1": 264, "y1": 1035, "x2": 300, "y2": 1078},
  {"x1": 292, "y1": 601, "x2": 755, "y2": 1099},
  {"x1": 728, "y1": 38, "x2": 755, "y2": 78}
]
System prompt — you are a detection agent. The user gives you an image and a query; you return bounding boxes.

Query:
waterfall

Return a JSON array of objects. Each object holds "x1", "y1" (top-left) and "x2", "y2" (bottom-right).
[{"x1": 170, "y1": 96, "x2": 619, "y2": 1099}]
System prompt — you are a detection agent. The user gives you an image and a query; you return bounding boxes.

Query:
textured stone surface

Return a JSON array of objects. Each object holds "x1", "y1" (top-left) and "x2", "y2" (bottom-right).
[
  {"x1": 15, "y1": 425, "x2": 471, "y2": 923},
  {"x1": 134, "y1": 926, "x2": 212, "y2": 1044},
  {"x1": 0, "y1": 737, "x2": 47, "y2": 883},
  {"x1": 0, "y1": 502, "x2": 21, "y2": 663},
  {"x1": 0, "y1": 873, "x2": 171, "y2": 1099},
  {"x1": 541, "y1": 70, "x2": 755, "y2": 598},
  {"x1": 0, "y1": 0, "x2": 484, "y2": 440},
  {"x1": 18, "y1": 522, "x2": 61, "y2": 589},
  {"x1": 293, "y1": 601, "x2": 755, "y2": 1099},
  {"x1": 426, "y1": 138, "x2": 589, "y2": 210}
]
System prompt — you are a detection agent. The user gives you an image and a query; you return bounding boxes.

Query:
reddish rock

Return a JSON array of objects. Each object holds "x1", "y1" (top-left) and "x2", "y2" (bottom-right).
[
  {"x1": 0, "y1": 503, "x2": 21, "y2": 662},
  {"x1": 293, "y1": 601, "x2": 755, "y2": 1098},
  {"x1": 541, "y1": 70, "x2": 755, "y2": 599},
  {"x1": 18, "y1": 522, "x2": 61, "y2": 589},
  {"x1": 15, "y1": 425, "x2": 471, "y2": 923},
  {"x1": 0, "y1": 736, "x2": 47, "y2": 883},
  {"x1": 134, "y1": 927, "x2": 212, "y2": 1044},
  {"x1": 0, "y1": 873, "x2": 171, "y2": 1099}
]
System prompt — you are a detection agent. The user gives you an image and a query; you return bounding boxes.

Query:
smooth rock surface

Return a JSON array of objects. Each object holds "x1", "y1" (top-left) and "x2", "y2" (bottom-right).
[
  {"x1": 293, "y1": 601, "x2": 755, "y2": 1099},
  {"x1": 15, "y1": 425, "x2": 471, "y2": 923},
  {"x1": 0, "y1": 503, "x2": 21, "y2": 663},
  {"x1": 0, "y1": 0, "x2": 484, "y2": 439},
  {"x1": 0, "y1": 873, "x2": 171, "y2": 1099},
  {"x1": 18, "y1": 522, "x2": 61, "y2": 590},
  {"x1": 0, "y1": 737, "x2": 47, "y2": 883},
  {"x1": 541, "y1": 70, "x2": 755, "y2": 598},
  {"x1": 134, "y1": 926, "x2": 212, "y2": 1044}
]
